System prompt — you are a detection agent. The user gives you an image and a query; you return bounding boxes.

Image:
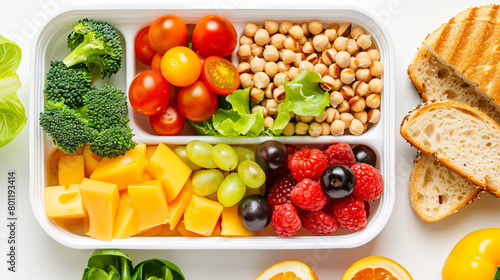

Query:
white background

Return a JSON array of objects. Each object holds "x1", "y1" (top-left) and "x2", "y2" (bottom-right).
[{"x1": 1, "y1": 0, "x2": 500, "y2": 279}]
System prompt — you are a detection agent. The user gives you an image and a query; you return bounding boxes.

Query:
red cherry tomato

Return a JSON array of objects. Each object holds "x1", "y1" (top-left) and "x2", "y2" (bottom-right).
[
  {"x1": 192, "y1": 15, "x2": 237, "y2": 58},
  {"x1": 134, "y1": 26, "x2": 155, "y2": 65},
  {"x1": 149, "y1": 103, "x2": 185, "y2": 135},
  {"x1": 149, "y1": 15, "x2": 187, "y2": 54},
  {"x1": 202, "y1": 56, "x2": 240, "y2": 95},
  {"x1": 151, "y1": 52, "x2": 163, "y2": 72},
  {"x1": 177, "y1": 80, "x2": 218, "y2": 122},
  {"x1": 128, "y1": 70, "x2": 171, "y2": 116}
]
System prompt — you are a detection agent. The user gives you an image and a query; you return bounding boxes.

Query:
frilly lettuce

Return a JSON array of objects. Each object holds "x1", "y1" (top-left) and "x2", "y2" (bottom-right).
[
  {"x1": 0, "y1": 34, "x2": 27, "y2": 148},
  {"x1": 268, "y1": 70, "x2": 329, "y2": 135},
  {"x1": 191, "y1": 87, "x2": 264, "y2": 137},
  {"x1": 191, "y1": 70, "x2": 328, "y2": 137}
]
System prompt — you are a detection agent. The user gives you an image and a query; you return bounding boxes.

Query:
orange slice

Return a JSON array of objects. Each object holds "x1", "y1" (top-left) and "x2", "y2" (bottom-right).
[
  {"x1": 342, "y1": 256, "x2": 413, "y2": 280},
  {"x1": 255, "y1": 260, "x2": 319, "y2": 280}
]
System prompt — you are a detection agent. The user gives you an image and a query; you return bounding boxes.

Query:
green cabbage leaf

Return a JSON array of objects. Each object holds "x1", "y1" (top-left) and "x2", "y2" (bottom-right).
[{"x1": 0, "y1": 34, "x2": 26, "y2": 148}]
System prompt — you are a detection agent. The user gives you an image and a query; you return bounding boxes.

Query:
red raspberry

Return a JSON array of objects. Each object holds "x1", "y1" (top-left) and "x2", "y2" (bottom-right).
[
  {"x1": 351, "y1": 163, "x2": 383, "y2": 201},
  {"x1": 332, "y1": 195, "x2": 367, "y2": 232},
  {"x1": 267, "y1": 173, "x2": 298, "y2": 210},
  {"x1": 291, "y1": 179, "x2": 327, "y2": 211},
  {"x1": 324, "y1": 142, "x2": 356, "y2": 167},
  {"x1": 301, "y1": 210, "x2": 339, "y2": 236},
  {"x1": 288, "y1": 147, "x2": 328, "y2": 181},
  {"x1": 272, "y1": 203, "x2": 301, "y2": 237}
]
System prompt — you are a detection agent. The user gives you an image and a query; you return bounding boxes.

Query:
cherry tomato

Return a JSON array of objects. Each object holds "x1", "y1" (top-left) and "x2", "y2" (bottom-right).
[
  {"x1": 202, "y1": 56, "x2": 240, "y2": 95},
  {"x1": 177, "y1": 80, "x2": 218, "y2": 122},
  {"x1": 192, "y1": 15, "x2": 237, "y2": 58},
  {"x1": 151, "y1": 52, "x2": 163, "y2": 72},
  {"x1": 161, "y1": 46, "x2": 201, "y2": 87},
  {"x1": 128, "y1": 70, "x2": 171, "y2": 116},
  {"x1": 149, "y1": 103, "x2": 185, "y2": 136},
  {"x1": 134, "y1": 26, "x2": 155, "y2": 65},
  {"x1": 149, "y1": 15, "x2": 187, "y2": 54}
]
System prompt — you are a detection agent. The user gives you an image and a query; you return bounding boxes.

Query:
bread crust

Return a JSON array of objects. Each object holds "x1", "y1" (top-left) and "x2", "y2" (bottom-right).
[
  {"x1": 409, "y1": 151, "x2": 481, "y2": 223},
  {"x1": 401, "y1": 100, "x2": 500, "y2": 197}
]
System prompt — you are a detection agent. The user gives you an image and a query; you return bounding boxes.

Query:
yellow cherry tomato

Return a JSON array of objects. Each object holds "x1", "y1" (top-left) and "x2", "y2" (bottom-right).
[
  {"x1": 160, "y1": 46, "x2": 201, "y2": 87},
  {"x1": 442, "y1": 228, "x2": 500, "y2": 280}
]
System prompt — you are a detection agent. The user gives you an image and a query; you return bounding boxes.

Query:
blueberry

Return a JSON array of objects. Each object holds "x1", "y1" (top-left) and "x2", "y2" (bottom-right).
[
  {"x1": 352, "y1": 144, "x2": 377, "y2": 166},
  {"x1": 320, "y1": 164, "x2": 355, "y2": 199}
]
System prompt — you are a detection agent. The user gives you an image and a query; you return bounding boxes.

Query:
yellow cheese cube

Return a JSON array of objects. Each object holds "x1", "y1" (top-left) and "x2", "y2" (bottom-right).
[
  {"x1": 221, "y1": 205, "x2": 256, "y2": 237},
  {"x1": 44, "y1": 184, "x2": 86, "y2": 219},
  {"x1": 90, "y1": 145, "x2": 148, "y2": 191},
  {"x1": 178, "y1": 219, "x2": 221, "y2": 237},
  {"x1": 168, "y1": 179, "x2": 193, "y2": 230},
  {"x1": 145, "y1": 145, "x2": 158, "y2": 160},
  {"x1": 47, "y1": 148, "x2": 83, "y2": 187},
  {"x1": 133, "y1": 224, "x2": 164, "y2": 237},
  {"x1": 184, "y1": 195, "x2": 223, "y2": 236},
  {"x1": 146, "y1": 143, "x2": 191, "y2": 202},
  {"x1": 79, "y1": 178, "x2": 119, "y2": 241},
  {"x1": 135, "y1": 143, "x2": 147, "y2": 158},
  {"x1": 58, "y1": 155, "x2": 85, "y2": 187},
  {"x1": 128, "y1": 180, "x2": 170, "y2": 231},
  {"x1": 113, "y1": 190, "x2": 140, "y2": 239},
  {"x1": 83, "y1": 144, "x2": 102, "y2": 177}
]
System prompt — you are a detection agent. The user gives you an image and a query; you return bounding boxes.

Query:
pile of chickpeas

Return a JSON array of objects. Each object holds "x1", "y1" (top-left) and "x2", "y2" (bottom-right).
[{"x1": 236, "y1": 19, "x2": 383, "y2": 136}]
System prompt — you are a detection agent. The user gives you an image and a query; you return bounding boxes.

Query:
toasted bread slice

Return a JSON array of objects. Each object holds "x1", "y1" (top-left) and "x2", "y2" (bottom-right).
[
  {"x1": 401, "y1": 100, "x2": 500, "y2": 197},
  {"x1": 409, "y1": 5, "x2": 500, "y2": 113},
  {"x1": 409, "y1": 152, "x2": 481, "y2": 223}
]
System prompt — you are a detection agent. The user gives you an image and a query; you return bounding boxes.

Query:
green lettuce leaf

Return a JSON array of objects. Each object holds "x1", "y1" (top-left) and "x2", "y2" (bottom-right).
[
  {"x1": 281, "y1": 69, "x2": 329, "y2": 117},
  {"x1": 0, "y1": 34, "x2": 26, "y2": 148},
  {"x1": 192, "y1": 88, "x2": 265, "y2": 137}
]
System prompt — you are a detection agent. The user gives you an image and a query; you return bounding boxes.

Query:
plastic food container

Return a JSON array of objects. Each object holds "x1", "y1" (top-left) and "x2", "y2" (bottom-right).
[{"x1": 29, "y1": 5, "x2": 395, "y2": 249}]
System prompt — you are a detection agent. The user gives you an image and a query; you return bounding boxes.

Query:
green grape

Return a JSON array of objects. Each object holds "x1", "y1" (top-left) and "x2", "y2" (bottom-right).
[
  {"x1": 186, "y1": 140, "x2": 217, "y2": 168},
  {"x1": 212, "y1": 143, "x2": 238, "y2": 171},
  {"x1": 173, "y1": 146, "x2": 202, "y2": 171},
  {"x1": 233, "y1": 146, "x2": 255, "y2": 163},
  {"x1": 237, "y1": 160, "x2": 266, "y2": 189},
  {"x1": 217, "y1": 173, "x2": 246, "y2": 207},
  {"x1": 191, "y1": 169, "x2": 224, "y2": 196}
]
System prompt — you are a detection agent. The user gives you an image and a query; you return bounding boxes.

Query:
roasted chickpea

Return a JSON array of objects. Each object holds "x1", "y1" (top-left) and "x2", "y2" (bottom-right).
[
  {"x1": 250, "y1": 56, "x2": 266, "y2": 73},
  {"x1": 240, "y1": 73, "x2": 254, "y2": 88},
  {"x1": 324, "y1": 28, "x2": 338, "y2": 41},
  {"x1": 254, "y1": 29, "x2": 270, "y2": 45},
  {"x1": 274, "y1": 72, "x2": 288, "y2": 87},
  {"x1": 283, "y1": 122, "x2": 295, "y2": 136},
  {"x1": 308, "y1": 19, "x2": 323, "y2": 35},
  {"x1": 369, "y1": 78, "x2": 383, "y2": 93},
  {"x1": 237, "y1": 44, "x2": 252, "y2": 59},
  {"x1": 366, "y1": 93, "x2": 381, "y2": 108},
  {"x1": 264, "y1": 61, "x2": 279, "y2": 78},
  {"x1": 329, "y1": 90, "x2": 344, "y2": 106},
  {"x1": 335, "y1": 51, "x2": 351, "y2": 68},
  {"x1": 240, "y1": 35, "x2": 254, "y2": 45},
  {"x1": 333, "y1": 36, "x2": 348, "y2": 51},
  {"x1": 244, "y1": 23, "x2": 258, "y2": 37},
  {"x1": 264, "y1": 116, "x2": 275, "y2": 128},
  {"x1": 369, "y1": 61, "x2": 384, "y2": 76},
  {"x1": 350, "y1": 26, "x2": 366, "y2": 40},
  {"x1": 265, "y1": 20, "x2": 279, "y2": 34},
  {"x1": 367, "y1": 48, "x2": 381, "y2": 61},
  {"x1": 253, "y1": 72, "x2": 270, "y2": 89},
  {"x1": 313, "y1": 35, "x2": 329, "y2": 52},
  {"x1": 279, "y1": 20, "x2": 293, "y2": 34},
  {"x1": 308, "y1": 122, "x2": 322, "y2": 137},
  {"x1": 320, "y1": 122, "x2": 331, "y2": 135},
  {"x1": 270, "y1": 33, "x2": 287, "y2": 49},
  {"x1": 330, "y1": 120, "x2": 345, "y2": 135},
  {"x1": 357, "y1": 34, "x2": 372, "y2": 49},
  {"x1": 263, "y1": 45, "x2": 279, "y2": 62},
  {"x1": 282, "y1": 49, "x2": 296, "y2": 64},
  {"x1": 284, "y1": 37, "x2": 299, "y2": 51},
  {"x1": 289, "y1": 25, "x2": 304, "y2": 40},
  {"x1": 349, "y1": 118, "x2": 364, "y2": 135},
  {"x1": 295, "y1": 122, "x2": 309, "y2": 135}
]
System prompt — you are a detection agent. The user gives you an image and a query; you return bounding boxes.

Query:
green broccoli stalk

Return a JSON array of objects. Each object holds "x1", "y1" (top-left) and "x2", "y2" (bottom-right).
[
  {"x1": 39, "y1": 101, "x2": 93, "y2": 154},
  {"x1": 43, "y1": 61, "x2": 94, "y2": 109},
  {"x1": 63, "y1": 18, "x2": 123, "y2": 79}
]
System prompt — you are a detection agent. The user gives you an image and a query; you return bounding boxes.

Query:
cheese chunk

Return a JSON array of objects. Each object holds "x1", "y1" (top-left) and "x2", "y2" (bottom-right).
[
  {"x1": 128, "y1": 180, "x2": 170, "y2": 231},
  {"x1": 184, "y1": 195, "x2": 223, "y2": 236},
  {"x1": 168, "y1": 179, "x2": 194, "y2": 230},
  {"x1": 221, "y1": 205, "x2": 256, "y2": 237},
  {"x1": 146, "y1": 143, "x2": 191, "y2": 202},
  {"x1": 83, "y1": 144, "x2": 102, "y2": 177},
  {"x1": 58, "y1": 155, "x2": 85, "y2": 187},
  {"x1": 113, "y1": 190, "x2": 140, "y2": 239},
  {"x1": 90, "y1": 145, "x2": 148, "y2": 191},
  {"x1": 44, "y1": 184, "x2": 86, "y2": 219},
  {"x1": 80, "y1": 178, "x2": 119, "y2": 241}
]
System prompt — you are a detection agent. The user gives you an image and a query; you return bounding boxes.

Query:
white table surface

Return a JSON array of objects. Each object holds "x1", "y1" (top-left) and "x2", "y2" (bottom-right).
[{"x1": 1, "y1": 0, "x2": 500, "y2": 279}]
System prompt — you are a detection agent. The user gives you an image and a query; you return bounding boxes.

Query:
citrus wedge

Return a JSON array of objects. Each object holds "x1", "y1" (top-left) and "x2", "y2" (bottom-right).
[
  {"x1": 255, "y1": 260, "x2": 319, "y2": 280},
  {"x1": 342, "y1": 256, "x2": 413, "y2": 280}
]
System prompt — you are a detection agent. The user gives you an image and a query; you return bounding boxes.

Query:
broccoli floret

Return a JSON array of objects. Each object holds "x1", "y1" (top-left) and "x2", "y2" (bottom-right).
[
  {"x1": 39, "y1": 101, "x2": 93, "y2": 154},
  {"x1": 39, "y1": 85, "x2": 135, "y2": 158},
  {"x1": 84, "y1": 84, "x2": 129, "y2": 130},
  {"x1": 43, "y1": 61, "x2": 94, "y2": 109},
  {"x1": 63, "y1": 18, "x2": 123, "y2": 79},
  {"x1": 90, "y1": 126, "x2": 136, "y2": 158}
]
